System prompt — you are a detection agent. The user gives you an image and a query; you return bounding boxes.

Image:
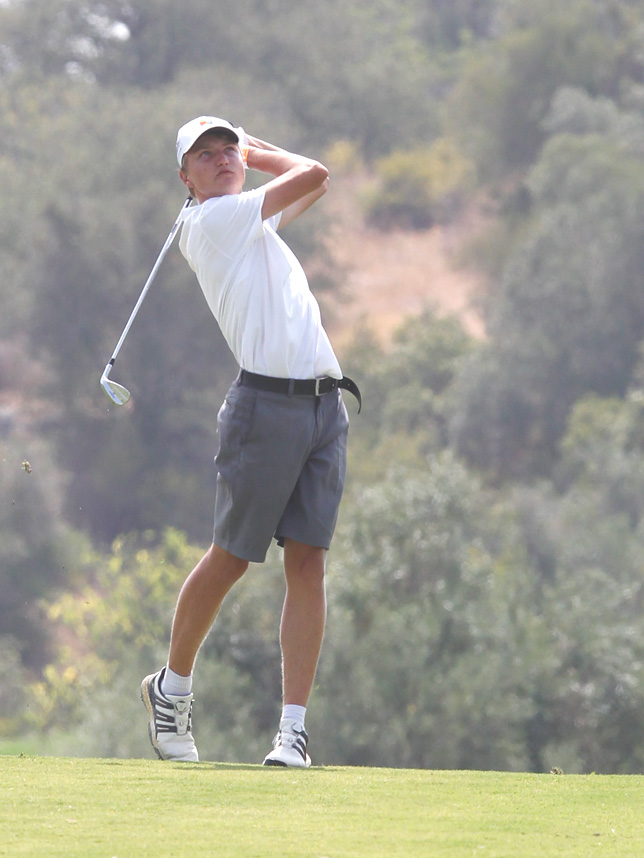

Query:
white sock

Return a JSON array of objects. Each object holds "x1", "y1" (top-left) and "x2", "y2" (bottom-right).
[
  {"x1": 282, "y1": 704, "x2": 306, "y2": 731},
  {"x1": 162, "y1": 666, "x2": 192, "y2": 697}
]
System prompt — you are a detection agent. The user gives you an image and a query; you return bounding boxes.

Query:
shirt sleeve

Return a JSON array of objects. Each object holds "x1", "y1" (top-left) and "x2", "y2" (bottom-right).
[{"x1": 197, "y1": 187, "x2": 267, "y2": 259}]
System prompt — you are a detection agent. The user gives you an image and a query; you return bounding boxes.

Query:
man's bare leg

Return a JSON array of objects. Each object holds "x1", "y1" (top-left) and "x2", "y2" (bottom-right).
[
  {"x1": 280, "y1": 539, "x2": 327, "y2": 706},
  {"x1": 142, "y1": 542, "x2": 247, "y2": 761},
  {"x1": 168, "y1": 542, "x2": 248, "y2": 677},
  {"x1": 262, "y1": 539, "x2": 326, "y2": 766}
]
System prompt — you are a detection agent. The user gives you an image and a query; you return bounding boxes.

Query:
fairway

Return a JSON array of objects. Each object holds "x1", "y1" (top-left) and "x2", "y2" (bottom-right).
[{"x1": 2, "y1": 757, "x2": 644, "y2": 857}]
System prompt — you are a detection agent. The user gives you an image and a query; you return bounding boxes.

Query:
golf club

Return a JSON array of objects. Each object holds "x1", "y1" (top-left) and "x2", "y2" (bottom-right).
[{"x1": 100, "y1": 196, "x2": 192, "y2": 405}]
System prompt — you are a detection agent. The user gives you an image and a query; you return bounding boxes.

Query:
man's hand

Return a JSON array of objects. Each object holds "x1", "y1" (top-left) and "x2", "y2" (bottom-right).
[{"x1": 234, "y1": 126, "x2": 248, "y2": 148}]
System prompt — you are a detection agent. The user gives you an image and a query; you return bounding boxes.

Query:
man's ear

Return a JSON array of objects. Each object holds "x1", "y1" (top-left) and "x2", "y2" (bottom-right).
[{"x1": 178, "y1": 168, "x2": 192, "y2": 190}]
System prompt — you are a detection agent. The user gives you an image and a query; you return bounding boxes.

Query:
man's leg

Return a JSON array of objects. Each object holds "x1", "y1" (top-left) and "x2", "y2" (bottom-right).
[
  {"x1": 280, "y1": 538, "x2": 327, "y2": 705},
  {"x1": 142, "y1": 542, "x2": 248, "y2": 762},
  {"x1": 263, "y1": 538, "x2": 326, "y2": 767},
  {"x1": 169, "y1": 542, "x2": 249, "y2": 676}
]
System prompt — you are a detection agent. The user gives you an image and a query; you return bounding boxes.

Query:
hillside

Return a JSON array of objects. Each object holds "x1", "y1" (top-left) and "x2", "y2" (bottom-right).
[{"x1": 320, "y1": 173, "x2": 486, "y2": 350}]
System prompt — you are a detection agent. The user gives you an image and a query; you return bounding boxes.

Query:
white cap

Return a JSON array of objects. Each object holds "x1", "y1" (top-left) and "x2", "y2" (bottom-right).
[{"x1": 176, "y1": 116, "x2": 239, "y2": 166}]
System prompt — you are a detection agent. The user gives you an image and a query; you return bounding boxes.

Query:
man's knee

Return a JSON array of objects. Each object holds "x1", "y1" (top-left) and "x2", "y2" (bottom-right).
[
  {"x1": 205, "y1": 542, "x2": 249, "y2": 584},
  {"x1": 283, "y1": 540, "x2": 327, "y2": 586}
]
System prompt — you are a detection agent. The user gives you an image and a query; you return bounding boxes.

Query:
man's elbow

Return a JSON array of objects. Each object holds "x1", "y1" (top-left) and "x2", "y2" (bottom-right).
[{"x1": 311, "y1": 161, "x2": 329, "y2": 190}]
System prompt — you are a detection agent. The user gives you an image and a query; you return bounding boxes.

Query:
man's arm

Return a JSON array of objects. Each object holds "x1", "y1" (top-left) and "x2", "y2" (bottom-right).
[{"x1": 245, "y1": 135, "x2": 329, "y2": 227}]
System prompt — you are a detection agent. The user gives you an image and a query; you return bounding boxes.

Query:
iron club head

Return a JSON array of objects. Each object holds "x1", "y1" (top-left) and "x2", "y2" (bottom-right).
[{"x1": 100, "y1": 366, "x2": 131, "y2": 406}]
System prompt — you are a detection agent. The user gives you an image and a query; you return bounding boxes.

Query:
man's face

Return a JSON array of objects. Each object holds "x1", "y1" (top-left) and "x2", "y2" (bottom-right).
[{"x1": 180, "y1": 131, "x2": 245, "y2": 202}]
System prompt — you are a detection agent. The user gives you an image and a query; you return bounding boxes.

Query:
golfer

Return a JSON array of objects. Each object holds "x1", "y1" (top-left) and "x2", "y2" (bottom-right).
[{"x1": 141, "y1": 116, "x2": 360, "y2": 767}]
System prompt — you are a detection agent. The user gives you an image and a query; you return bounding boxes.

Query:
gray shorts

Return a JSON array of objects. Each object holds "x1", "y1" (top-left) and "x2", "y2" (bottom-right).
[{"x1": 213, "y1": 378, "x2": 349, "y2": 562}]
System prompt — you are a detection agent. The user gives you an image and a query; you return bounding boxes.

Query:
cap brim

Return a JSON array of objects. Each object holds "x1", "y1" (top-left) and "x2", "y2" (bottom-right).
[
  {"x1": 178, "y1": 126, "x2": 239, "y2": 166},
  {"x1": 187, "y1": 126, "x2": 239, "y2": 152}
]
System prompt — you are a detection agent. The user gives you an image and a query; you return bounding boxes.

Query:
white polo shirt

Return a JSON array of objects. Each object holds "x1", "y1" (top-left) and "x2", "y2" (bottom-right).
[{"x1": 178, "y1": 187, "x2": 342, "y2": 380}]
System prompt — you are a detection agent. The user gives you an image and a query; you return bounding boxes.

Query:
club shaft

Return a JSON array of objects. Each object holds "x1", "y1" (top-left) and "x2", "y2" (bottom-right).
[{"x1": 107, "y1": 197, "x2": 192, "y2": 366}]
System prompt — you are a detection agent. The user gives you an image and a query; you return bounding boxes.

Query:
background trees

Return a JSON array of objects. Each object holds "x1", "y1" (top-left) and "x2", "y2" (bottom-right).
[{"x1": 450, "y1": 90, "x2": 644, "y2": 478}]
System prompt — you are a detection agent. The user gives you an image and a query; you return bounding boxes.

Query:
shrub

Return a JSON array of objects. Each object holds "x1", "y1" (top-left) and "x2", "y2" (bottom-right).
[{"x1": 363, "y1": 138, "x2": 475, "y2": 230}]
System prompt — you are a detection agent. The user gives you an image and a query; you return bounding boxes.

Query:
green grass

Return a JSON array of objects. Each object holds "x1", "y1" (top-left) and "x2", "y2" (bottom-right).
[{"x1": 2, "y1": 757, "x2": 644, "y2": 857}]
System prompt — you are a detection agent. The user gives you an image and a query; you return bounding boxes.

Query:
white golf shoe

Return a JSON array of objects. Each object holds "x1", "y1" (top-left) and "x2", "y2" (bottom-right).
[
  {"x1": 140, "y1": 668, "x2": 199, "y2": 762},
  {"x1": 263, "y1": 718, "x2": 311, "y2": 767}
]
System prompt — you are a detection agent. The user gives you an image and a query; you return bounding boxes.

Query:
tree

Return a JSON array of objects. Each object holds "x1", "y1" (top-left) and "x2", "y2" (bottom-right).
[
  {"x1": 506, "y1": 392, "x2": 644, "y2": 772},
  {"x1": 363, "y1": 138, "x2": 475, "y2": 230},
  {"x1": 0, "y1": 435, "x2": 86, "y2": 670},
  {"x1": 341, "y1": 311, "x2": 475, "y2": 485},
  {"x1": 314, "y1": 454, "x2": 536, "y2": 769},
  {"x1": 28, "y1": 528, "x2": 286, "y2": 759},
  {"x1": 416, "y1": 0, "x2": 499, "y2": 48},
  {"x1": 451, "y1": 117, "x2": 644, "y2": 478},
  {"x1": 0, "y1": 0, "x2": 130, "y2": 81},
  {"x1": 445, "y1": 0, "x2": 634, "y2": 179}
]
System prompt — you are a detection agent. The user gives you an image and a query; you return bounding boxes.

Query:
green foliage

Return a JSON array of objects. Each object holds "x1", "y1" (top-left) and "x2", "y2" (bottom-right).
[
  {"x1": 237, "y1": 0, "x2": 440, "y2": 158},
  {"x1": 557, "y1": 389, "x2": 644, "y2": 524},
  {"x1": 363, "y1": 139, "x2": 475, "y2": 230},
  {"x1": 343, "y1": 311, "x2": 475, "y2": 485},
  {"x1": 0, "y1": 636, "x2": 28, "y2": 737},
  {"x1": 0, "y1": 0, "x2": 441, "y2": 155},
  {"x1": 0, "y1": 435, "x2": 87, "y2": 670},
  {"x1": 446, "y1": 0, "x2": 632, "y2": 179},
  {"x1": 26, "y1": 529, "x2": 202, "y2": 754},
  {"x1": 319, "y1": 451, "x2": 644, "y2": 772},
  {"x1": 0, "y1": 0, "x2": 112, "y2": 80},
  {"x1": 451, "y1": 115, "x2": 644, "y2": 478},
  {"x1": 317, "y1": 454, "x2": 535, "y2": 770},
  {"x1": 416, "y1": 0, "x2": 498, "y2": 48},
  {"x1": 27, "y1": 529, "x2": 286, "y2": 759}
]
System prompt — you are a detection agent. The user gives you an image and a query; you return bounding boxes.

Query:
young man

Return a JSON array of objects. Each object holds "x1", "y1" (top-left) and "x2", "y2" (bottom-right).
[{"x1": 141, "y1": 116, "x2": 360, "y2": 767}]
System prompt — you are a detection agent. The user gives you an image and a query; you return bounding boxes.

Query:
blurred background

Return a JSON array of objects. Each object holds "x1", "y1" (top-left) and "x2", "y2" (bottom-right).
[{"x1": 3, "y1": 0, "x2": 644, "y2": 773}]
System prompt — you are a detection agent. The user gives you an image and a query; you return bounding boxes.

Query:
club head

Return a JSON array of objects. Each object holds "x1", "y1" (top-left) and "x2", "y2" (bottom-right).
[{"x1": 100, "y1": 372, "x2": 131, "y2": 406}]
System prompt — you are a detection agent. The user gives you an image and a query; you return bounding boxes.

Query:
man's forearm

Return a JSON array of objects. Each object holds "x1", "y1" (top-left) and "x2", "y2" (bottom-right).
[
  {"x1": 241, "y1": 132, "x2": 329, "y2": 222},
  {"x1": 244, "y1": 135, "x2": 322, "y2": 178},
  {"x1": 245, "y1": 134, "x2": 281, "y2": 152}
]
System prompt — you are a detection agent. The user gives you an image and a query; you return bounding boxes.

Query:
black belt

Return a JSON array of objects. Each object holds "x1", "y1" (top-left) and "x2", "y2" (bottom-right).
[{"x1": 239, "y1": 369, "x2": 362, "y2": 413}]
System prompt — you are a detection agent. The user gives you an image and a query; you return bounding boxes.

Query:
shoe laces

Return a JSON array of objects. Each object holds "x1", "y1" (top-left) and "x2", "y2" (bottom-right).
[
  {"x1": 154, "y1": 685, "x2": 193, "y2": 736},
  {"x1": 170, "y1": 698, "x2": 192, "y2": 735},
  {"x1": 274, "y1": 720, "x2": 308, "y2": 750}
]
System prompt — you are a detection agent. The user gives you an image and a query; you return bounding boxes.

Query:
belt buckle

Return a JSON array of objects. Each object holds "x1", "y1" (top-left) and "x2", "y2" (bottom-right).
[{"x1": 314, "y1": 378, "x2": 322, "y2": 396}]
